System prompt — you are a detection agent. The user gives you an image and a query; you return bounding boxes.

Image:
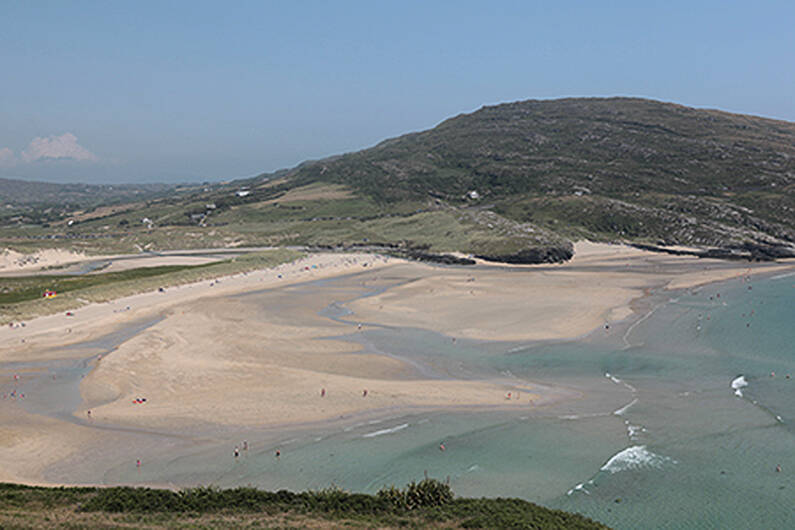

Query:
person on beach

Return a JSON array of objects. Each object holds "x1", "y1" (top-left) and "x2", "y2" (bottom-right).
[
  {"x1": 363, "y1": 389, "x2": 368, "y2": 397},
  {"x1": 136, "y1": 459, "x2": 141, "y2": 468},
  {"x1": 87, "y1": 410, "x2": 91, "y2": 418},
  {"x1": 242, "y1": 440, "x2": 248, "y2": 450},
  {"x1": 321, "y1": 388, "x2": 326, "y2": 397},
  {"x1": 234, "y1": 447, "x2": 239, "y2": 458}
]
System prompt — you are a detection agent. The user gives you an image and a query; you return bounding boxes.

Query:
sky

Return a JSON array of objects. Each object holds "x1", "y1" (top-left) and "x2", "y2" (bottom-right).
[{"x1": 1, "y1": 1, "x2": 793, "y2": 184}]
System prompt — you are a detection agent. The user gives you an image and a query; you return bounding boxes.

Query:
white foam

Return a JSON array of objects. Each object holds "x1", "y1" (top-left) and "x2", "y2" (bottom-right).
[
  {"x1": 558, "y1": 412, "x2": 610, "y2": 421},
  {"x1": 600, "y1": 445, "x2": 676, "y2": 474},
  {"x1": 362, "y1": 423, "x2": 409, "y2": 438},
  {"x1": 627, "y1": 424, "x2": 645, "y2": 440},
  {"x1": 466, "y1": 464, "x2": 481, "y2": 473},
  {"x1": 731, "y1": 375, "x2": 748, "y2": 397},
  {"x1": 605, "y1": 372, "x2": 622, "y2": 384},
  {"x1": 770, "y1": 271, "x2": 795, "y2": 280},
  {"x1": 614, "y1": 398, "x2": 638, "y2": 416},
  {"x1": 567, "y1": 482, "x2": 591, "y2": 496}
]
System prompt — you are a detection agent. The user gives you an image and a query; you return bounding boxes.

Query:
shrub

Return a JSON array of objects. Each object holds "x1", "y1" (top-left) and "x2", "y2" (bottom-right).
[
  {"x1": 377, "y1": 485, "x2": 407, "y2": 510},
  {"x1": 405, "y1": 478, "x2": 454, "y2": 509},
  {"x1": 377, "y1": 478, "x2": 453, "y2": 511}
]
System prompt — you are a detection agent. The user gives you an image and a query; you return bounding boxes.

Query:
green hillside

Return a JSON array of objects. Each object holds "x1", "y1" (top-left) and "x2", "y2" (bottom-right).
[{"x1": 285, "y1": 97, "x2": 795, "y2": 258}]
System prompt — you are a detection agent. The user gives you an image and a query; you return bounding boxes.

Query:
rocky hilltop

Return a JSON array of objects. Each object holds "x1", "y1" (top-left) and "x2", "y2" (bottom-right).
[{"x1": 283, "y1": 97, "x2": 795, "y2": 260}]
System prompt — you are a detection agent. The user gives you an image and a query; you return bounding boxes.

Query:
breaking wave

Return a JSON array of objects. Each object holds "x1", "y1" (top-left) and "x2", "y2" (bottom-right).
[
  {"x1": 567, "y1": 482, "x2": 591, "y2": 496},
  {"x1": 362, "y1": 423, "x2": 409, "y2": 438},
  {"x1": 614, "y1": 398, "x2": 638, "y2": 416},
  {"x1": 600, "y1": 445, "x2": 676, "y2": 474},
  {"x1": 731, "y1": 375, "x2": 748, "y2": 397}
]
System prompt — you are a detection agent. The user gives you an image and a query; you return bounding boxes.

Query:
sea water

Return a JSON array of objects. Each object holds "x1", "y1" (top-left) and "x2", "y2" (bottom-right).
[
  {"x1": 544, "y1": 274, "x2": 795, "y2": 529},
  {"x1": 23, "y1": 268, "x2": 795, "y2": 529}
]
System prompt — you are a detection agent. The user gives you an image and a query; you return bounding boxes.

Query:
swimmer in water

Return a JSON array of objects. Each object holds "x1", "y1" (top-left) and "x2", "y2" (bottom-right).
[
  {"x1": 275, "y1": 450, "x2": 281, "y2": 458},
  {"x1": 439, "y1": 442, "x2": 446, "y2": 451}
]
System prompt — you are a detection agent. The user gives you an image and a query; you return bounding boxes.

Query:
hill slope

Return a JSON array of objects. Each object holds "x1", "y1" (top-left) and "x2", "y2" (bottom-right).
[
  {"x1": 283, "y1": 97, "x2": 794, "y2": 259},
  {"x1": 0, "y1": 177, "x2": 177, "y2": 226}
]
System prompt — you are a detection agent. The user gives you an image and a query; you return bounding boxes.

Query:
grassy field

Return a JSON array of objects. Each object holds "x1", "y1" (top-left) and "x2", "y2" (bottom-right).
[
  {"x1": 0, "y1": 481, "x2": 609, "y2": 529},
  {"x1": 2, "y1": 176, "x2": 573, "y2": 263},
  {"x1": 0, "y1": 248, "x2": 303, "y2": 324}
]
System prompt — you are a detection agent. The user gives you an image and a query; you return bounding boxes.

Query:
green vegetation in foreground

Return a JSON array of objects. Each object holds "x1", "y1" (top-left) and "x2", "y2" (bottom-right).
[
  {"x1": 0, "y1": 248, "x2": 303, "y2": 324},
  {"x1": 0, "y1": 480, "x2": 609, "y2": 529}
]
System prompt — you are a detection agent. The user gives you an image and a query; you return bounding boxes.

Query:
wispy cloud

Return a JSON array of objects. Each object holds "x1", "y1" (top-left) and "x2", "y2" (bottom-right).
[
  {"x1": 21, "y1": 133, "x2": 97, "y2": 162},
  {"x1": 0, "y1": 147, "x2": 15, "y2": 166}
]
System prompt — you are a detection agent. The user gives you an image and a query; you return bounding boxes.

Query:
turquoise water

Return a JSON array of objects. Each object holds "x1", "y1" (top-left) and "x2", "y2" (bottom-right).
[
  {"x1": 18, "y1": 268, "x2": 795, "y2": 529},
  {"x1": 546, "y1": 273, "x2": 795, "y2": 528}
]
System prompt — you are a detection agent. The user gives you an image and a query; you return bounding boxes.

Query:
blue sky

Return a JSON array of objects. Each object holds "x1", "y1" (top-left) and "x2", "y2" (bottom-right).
[{"x1": 1, "y1": 1, "x2": 793, "y2": 184}]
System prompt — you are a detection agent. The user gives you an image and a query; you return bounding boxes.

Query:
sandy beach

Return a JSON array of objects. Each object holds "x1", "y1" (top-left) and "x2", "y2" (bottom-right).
[
  {"x1": 1, "y1": 243, "x2": 793, "y2": 485},
  {"x1": 348, "y1": 242, "x2": 794, "y2": 342}
]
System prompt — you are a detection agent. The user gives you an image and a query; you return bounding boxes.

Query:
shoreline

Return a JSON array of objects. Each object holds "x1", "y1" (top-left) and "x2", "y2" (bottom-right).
[{"x1": 1, "y1": 244, "x2": 793, "y2": 487}]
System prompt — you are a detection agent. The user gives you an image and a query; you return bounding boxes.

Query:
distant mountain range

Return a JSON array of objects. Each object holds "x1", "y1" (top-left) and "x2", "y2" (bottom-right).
[
  {"x1": 3, "y1": 98, "x2": 794, "y2": 262},
  {"x1": 0, "y1": 177, "x2": 171, "y2": 205}
]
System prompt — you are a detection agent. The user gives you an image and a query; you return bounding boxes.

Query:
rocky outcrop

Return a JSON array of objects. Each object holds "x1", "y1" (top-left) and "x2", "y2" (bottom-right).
[{"x1": 476, "y1": 245, "x2": 573, "y2": 264}]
